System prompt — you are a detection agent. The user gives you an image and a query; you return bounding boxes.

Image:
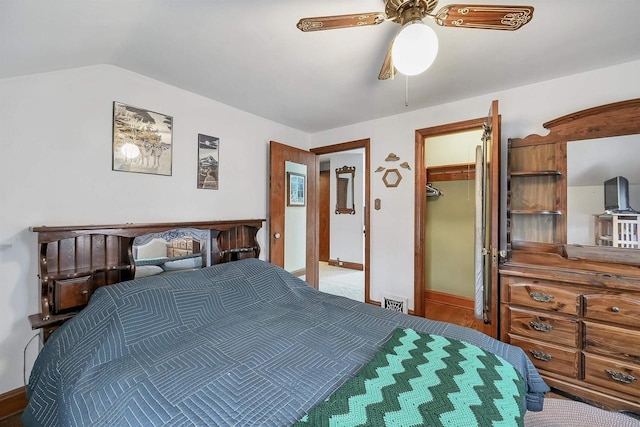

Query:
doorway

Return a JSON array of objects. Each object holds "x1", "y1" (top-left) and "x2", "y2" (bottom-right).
[
  {"x1": 311, "y1": 139, "x2": 371, "y2": 304},
  {"x1": 414, "y1": 101, "x2": 500, "y2": 338}
]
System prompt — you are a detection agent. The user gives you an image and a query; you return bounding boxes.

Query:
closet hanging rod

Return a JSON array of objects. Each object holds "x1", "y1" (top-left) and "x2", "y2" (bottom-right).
[{"x1": 426, "y1": 183, "x2": 442, "y2": 198}]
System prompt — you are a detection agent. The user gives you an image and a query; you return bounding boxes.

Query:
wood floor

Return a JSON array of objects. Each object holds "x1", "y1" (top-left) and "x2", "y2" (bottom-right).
[
  {"x1": 424, "y1": 298, "x2": 493, "y2": 336},
  {"x1": 0, "y1": 414, "x2": 22, "y2": 427}
]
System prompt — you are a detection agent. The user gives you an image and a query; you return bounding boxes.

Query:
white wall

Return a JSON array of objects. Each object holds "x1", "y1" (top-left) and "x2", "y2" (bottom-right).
[
  {"x1": 567, "y1": 185, "x2": 603, "y2": 245},
  {"x1": 0, "y1": 65, "x2": 309, "y2": 394},
  {"x1": 330, "y1": 152, "x2": 364, "y2": 265},
  {"x1": 2, "y1": 60, "x2": 640, "y2": 396},
  {"x1": 310, "y1": 60, "x2": 640, "y2": 310},
  {"x1": 284, "y1": 161, "x2": 307, "y2": 272}
]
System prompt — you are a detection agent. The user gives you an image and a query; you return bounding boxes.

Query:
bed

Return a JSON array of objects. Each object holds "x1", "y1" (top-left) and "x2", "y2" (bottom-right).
[{"x1": 23, "y1": 258, "x2": 549, "y2": 426}]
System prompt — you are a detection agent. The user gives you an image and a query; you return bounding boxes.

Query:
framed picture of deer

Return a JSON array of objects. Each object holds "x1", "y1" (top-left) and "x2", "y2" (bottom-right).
[
  {"x1": 112, "y1": 101, "x2": 173, "y2": 176},
  {"x1": 197, "y1": 134, "x2": 219, "y2": 190}
]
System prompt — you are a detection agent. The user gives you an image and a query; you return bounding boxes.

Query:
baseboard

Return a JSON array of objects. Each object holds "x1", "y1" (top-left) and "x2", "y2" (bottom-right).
[
  {"x1": 424, "y1": 289, "x2": 474, "y2": 310},
  {"x1": 0, "y1": 386, "x2": 27, "y2": 420},
  {"x1": 327, "y1": 259, "x2": 363, "y2": 271},
  {"x1": 290, "y1": 268, "x2": 306, "y2": 277}
]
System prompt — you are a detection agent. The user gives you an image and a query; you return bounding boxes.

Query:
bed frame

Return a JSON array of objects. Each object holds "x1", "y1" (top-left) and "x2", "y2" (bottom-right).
[{"x1": 29, "y1": 219, "x2": 264, "y2": 340}]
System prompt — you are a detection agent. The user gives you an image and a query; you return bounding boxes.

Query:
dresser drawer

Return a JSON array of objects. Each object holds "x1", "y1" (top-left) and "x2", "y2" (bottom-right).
[
  {"x1": 584, "y1": 353, "x2": 640, "y2": 399},
  {"x1": 584, "y1": 321, "x2": 640, "y2": 364},
  {"x1": 502, "y1": 276, "x2": 582, "y2": 315},
  {"x1": 584, "y1": 293, "x2": 640, "y2": 327},
  {"x1": 509, "y1": 336, "x2": 579, "y2": 378},
  {"x1": 54, "y1": 276, "x2": 93, "y2": 312},
  {"x1": 506, "y1": 306, "x2": 579, "y2": 347}
]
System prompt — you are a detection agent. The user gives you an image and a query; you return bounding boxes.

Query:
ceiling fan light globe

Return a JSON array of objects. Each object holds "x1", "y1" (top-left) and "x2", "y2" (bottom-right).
[{"x1": 392, "y1": 21, "x2": 439, "y2": 76}]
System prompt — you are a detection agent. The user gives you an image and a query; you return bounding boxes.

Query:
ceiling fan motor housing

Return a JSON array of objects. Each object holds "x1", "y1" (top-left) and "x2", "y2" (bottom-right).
[{"x1": 386, "y1": 0, "x2": 440, "y2": 23}]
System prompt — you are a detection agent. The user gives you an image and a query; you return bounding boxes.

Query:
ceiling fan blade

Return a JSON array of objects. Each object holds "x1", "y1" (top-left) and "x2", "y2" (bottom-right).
[
  {"x1": 434, "y1": 4, "x2": 534, "y2": 30},
  {"x1": 378, "y1": 40, "x2": 395, "y2": 80},
  {"x1": 297, "y1": 12, "x2": 385, "y2": 32}
]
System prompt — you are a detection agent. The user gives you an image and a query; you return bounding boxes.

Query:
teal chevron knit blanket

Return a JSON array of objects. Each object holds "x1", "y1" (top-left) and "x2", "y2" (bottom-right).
[{"x1": 294, "y1": 328, "x2": 525, "y2": 427}]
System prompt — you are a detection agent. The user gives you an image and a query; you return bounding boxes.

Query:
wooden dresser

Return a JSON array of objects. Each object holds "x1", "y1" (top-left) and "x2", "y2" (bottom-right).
[
  {"x1": 501, "y1": 258, "x2": 640, "y2": 414},
  {"x1": 500, "y1": 99, "x2": 640, "y2": 415}
]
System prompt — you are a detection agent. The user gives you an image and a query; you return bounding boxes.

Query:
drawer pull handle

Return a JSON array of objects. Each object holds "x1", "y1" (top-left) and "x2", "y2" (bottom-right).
[
  {"x1": 530, "y1": 350, "x2": 553, "y2": 362},
  {"x1": 611, "y1": 306, "x2": 620, "y2": 313},
  {"x1": 81, "y1": 290, "x2": 89, "y2": 295},
  {"x1": 605, "y1": 370, "x2": 637, "y2": 384},
  {"x1": 530, "y1": 292, "x2": 554, "y2": 303},
  {"x1": 529, "y1": 321, "x2": 554, "y2": 332}
]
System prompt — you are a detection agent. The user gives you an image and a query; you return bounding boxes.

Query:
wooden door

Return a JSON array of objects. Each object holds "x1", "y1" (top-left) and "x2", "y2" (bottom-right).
[
  {"x1": 269, "y1": 141, "x2": 318, "y2": 288},
  {"x1": 319, "y1": 170, "x2": 330, "y2": 262},
  {"x1": 482, "y1": 100, "x2": 501, "y2": 335}
]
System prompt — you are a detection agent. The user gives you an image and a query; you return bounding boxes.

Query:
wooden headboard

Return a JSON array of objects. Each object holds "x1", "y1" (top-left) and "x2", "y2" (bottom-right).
[{"x1": 29, "y1": 219, "x2": 264, "y2": 336}]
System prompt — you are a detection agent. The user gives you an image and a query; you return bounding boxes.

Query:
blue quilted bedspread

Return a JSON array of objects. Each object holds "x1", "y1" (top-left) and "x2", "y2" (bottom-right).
[{"x1": 24, "y1": 259, "x2": 548, "y2": 426}]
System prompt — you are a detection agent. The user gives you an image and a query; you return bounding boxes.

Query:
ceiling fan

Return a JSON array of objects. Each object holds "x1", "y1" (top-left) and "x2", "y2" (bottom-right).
[{"x1": 297, "y1": 1, "x2": 534, "y2": 79}]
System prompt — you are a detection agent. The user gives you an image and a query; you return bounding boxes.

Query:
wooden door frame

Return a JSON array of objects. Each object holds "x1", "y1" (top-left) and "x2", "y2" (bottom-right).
[
  {"x1": 311, "y1": 139, "x2": 371, "y2": 304},
  {"x1": 319, "y1": 170, "x2": 331, "y2": 262},
  {"x1": 414, "y1": 117, "x2": 491, "y2": 321}
]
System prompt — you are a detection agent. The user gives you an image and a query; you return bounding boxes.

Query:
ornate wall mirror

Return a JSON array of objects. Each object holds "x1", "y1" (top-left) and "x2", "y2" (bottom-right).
[{"x1": 335, "y1": 165, "x2": 356, "y2": 214}]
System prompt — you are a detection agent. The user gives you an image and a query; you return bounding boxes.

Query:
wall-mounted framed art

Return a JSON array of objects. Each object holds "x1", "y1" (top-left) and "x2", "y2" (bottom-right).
[
  {"x1": 112, "y1": 101, "x2": 173, "y2": 176},
  {"x1": 287, "y1": 172, "x2": 305, "y2": 206},
  {"x1": 197, "y1": 134, "x2": 220, "y2": 190}
]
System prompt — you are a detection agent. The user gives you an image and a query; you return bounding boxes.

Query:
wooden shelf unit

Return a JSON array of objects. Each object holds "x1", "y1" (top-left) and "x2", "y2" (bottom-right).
[
  {"x1": 594, "y1": 213, "x2": 640, "y2": 248},
  {"x1": 507, "y1": 142, "x2": 565, "y2": 251}
]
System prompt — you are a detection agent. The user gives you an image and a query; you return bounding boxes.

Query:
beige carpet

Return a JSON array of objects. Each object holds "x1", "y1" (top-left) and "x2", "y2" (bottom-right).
[
  {"x1": 318, "y1": 262, "x2": 364, "y2": 302},
  {"x1": 525, "y1": 398, "x2": 640, "y2": 426}
]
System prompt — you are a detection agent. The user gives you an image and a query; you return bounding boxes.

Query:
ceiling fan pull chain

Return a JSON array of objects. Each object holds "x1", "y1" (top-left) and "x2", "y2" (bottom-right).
[{"x1": 405, "y1": 75, "x2": 409, "y2": 107}]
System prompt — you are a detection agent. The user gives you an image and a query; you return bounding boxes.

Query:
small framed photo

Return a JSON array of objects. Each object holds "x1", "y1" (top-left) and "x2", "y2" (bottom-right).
[
  {"x1": 112, "y1": 102, "x2": 173, "y2": 176},
  {"x1": 197, "y1": 134, "x2": 219, "y2": 190},
  {"x1": 287, "y1": 172, "x2": 306, "y2": 206}
]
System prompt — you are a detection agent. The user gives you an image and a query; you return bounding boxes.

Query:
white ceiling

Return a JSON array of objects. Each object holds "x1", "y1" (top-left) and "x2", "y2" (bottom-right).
[{"x1": 2, "y1": 0, "x2": 640, "y2": 133}]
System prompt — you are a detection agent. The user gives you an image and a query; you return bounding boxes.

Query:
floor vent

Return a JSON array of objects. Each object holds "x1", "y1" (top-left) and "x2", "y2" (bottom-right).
[{"x1": 382, "y1": 295, "x2": 408, "y2": 314}]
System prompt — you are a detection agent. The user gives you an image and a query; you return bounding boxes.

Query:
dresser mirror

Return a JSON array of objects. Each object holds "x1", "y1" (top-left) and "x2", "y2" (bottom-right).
[
  {"x1": 555, "y1": 98, "x2": 640, "y2": 264},
  {"x1": 132, "y1": 228, "x2": 209, "y2": 278},
  {"x1": 567, "y1": 134, "x2": 640, "y2": 246},
  {"x1": 335, "y1": 165, "x2": 356, "y2": 214},
  {"x1": 507, "y1": 98, "x2": 640, "y2": 264}
]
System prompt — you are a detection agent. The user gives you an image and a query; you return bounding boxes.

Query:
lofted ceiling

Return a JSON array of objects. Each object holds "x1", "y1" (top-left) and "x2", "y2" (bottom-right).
[{"x1": 1, "y1": 0, "x2": 640, "y2": 133}]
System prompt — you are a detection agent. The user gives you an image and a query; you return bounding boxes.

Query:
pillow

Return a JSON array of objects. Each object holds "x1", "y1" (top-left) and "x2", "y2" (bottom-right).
[
  {"x1": 135, "y1": 257, "x2": 169, "y2": 267},
  {"x1": 162, "y1": 256, "x2": 202, "y2": 271},
  {"x1": 134, "y1": 265, "x2": 164, "y2": 279},
  {"x1": 134, "y1": 238, "x2": 169, "y2": 259}
]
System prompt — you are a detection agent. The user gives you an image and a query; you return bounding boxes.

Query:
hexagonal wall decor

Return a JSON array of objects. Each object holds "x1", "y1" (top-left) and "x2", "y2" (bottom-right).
[{"x1": 382, "y1": 168, "x2": 402, "y2": 187}]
